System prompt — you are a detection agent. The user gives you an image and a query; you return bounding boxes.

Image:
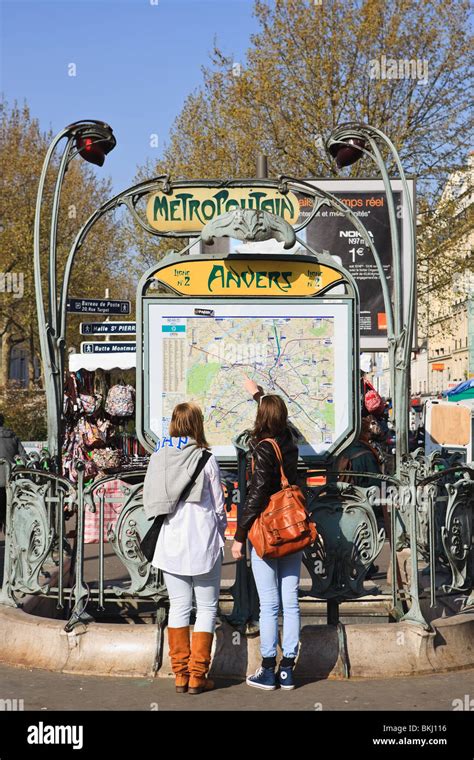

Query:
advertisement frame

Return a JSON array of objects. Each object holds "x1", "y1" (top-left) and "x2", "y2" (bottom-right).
[{"x1": 302, "y1": 177, "x2": 416, "y2": 352}]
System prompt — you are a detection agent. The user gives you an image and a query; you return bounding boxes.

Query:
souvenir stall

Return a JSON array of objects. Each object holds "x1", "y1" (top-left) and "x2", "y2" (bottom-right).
[
  {"x1": 64, "y1": 351, "x2": 237, "y2": 542},
  {"x1": 63, "y1": 351, "x2": 149, "y2": 486}
]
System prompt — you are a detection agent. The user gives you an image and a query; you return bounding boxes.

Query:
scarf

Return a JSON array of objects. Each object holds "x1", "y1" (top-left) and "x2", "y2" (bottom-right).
[{"x1": 143, "y1": 436, "x2": 208, "y2": 520}]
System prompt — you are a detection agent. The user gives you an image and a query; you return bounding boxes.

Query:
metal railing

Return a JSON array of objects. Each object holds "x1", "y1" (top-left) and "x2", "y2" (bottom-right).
[
  {"x1": 0, "y1": 457, "x2": 167, "y2": 631},
  {"x1": 1, "y1": 450, "x2": 472, "y2": 634}
]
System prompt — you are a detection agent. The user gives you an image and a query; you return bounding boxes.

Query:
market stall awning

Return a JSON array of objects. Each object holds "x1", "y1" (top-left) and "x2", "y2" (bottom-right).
[
  {"x1": 443, "y1": 378, "x2": 474, "y2": 401},
  {"x1": 68, "y1": 352, "x2": 137, "y2": 372}
]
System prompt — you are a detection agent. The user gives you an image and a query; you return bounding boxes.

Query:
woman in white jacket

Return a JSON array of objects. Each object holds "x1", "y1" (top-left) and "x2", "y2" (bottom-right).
[{"x1": 148, "y1": 402, "x2": 227, "y2": 694}]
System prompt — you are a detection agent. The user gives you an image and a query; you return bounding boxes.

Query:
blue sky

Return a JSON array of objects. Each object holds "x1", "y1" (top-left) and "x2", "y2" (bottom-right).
[{"x1": 1, "y1": 0, "x2": 260, "y2": 192}]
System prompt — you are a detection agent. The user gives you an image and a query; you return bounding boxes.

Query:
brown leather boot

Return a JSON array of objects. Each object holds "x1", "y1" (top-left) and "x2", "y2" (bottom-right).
[
  {"x1": 188, "y1": 631, "x2": 215, "y2": 694},
  {"x1": 168, "y1": 626, "x2": 190, "y2": 693}
]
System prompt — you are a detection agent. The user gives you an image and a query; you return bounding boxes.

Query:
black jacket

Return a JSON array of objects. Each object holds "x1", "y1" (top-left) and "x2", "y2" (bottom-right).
[
  {"x1": 0, "y1": 427, "x2": 26, "y2": 487},
  {"x1": 234, "y1": 427, "x2": 299, "y2": 543}
]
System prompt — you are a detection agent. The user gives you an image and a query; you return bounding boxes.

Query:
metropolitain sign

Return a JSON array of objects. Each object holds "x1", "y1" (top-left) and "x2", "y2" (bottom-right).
[{"x1": 146, "y1": 187, "x2": 300, "y2": 233}]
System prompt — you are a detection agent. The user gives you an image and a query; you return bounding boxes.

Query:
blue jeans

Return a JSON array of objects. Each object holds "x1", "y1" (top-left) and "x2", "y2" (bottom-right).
[
  {"x1": 163, "y1": 554, "x2": 222, "y2": 632},
  {"x1": 250, "y1": 544, "x2": 303, "y2": 659}
]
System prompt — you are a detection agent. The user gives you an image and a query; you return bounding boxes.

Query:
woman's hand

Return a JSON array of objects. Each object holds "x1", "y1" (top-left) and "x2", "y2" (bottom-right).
[
  {"x1": 231, "y1": 540, "x2": 244, "y2": 560},
  {"x1": 243, "y1": 375, "x2": 259, "y2": 396},
  {"x1": 243, "y1": 375, "x2": 263, "y2": 400}
]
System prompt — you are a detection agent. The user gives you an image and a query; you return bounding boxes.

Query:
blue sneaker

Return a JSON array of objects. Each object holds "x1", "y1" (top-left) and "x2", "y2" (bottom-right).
[
  {"x1": 278, "y1": 665, "x2": 295, "y2": 690},
  {"x1": 246, "y1": 666, "x2": 276, "y2": 690}
]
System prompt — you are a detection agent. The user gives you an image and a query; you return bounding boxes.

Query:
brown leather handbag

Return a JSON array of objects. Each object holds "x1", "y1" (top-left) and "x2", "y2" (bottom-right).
[{"x1": 248, "y1": 438, "x2": 317, "y2": 559}]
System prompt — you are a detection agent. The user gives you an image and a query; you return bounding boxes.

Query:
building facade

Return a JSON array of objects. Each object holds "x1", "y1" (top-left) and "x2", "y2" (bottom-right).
[{"x1": 411, "y1": 154, "x2": 473, "y2": 398}]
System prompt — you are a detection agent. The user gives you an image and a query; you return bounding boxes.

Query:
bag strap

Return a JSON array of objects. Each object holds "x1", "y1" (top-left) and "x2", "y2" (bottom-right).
[
  {"x1": 363, "y1": 378, "x2": 376, "y2": 395},
  {"x1": 93, "y1": 373, "x2": 103, "y2": 398},
  {"x1": 179, "y1": 449, "x2": 212, "y2": 502},
  {"x1": 255, "y1": 437, "x2": 290, "y2": 489},
  {"x1": 362, "y1": 440, "x2": 383, "y2": 467},
  {"x1": 70, "y1": 373, "x2": 79, "y2": 403}
]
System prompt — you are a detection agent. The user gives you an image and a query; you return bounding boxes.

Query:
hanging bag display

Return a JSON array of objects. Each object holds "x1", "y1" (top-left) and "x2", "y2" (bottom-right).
[
  {"x1": 105, "y1": 382, "x2": 135, "y2": 417},
  {"x1": 90, "y1": 447, "x2": 123, "y2": 470},
  {"x1": 78, "y1": 417, "x2": 104, "y2": 448},
  {"x1": 78, "y1": 369, "x2": 102, "y2": 416},
  {"x1": 63, "y1": 373, "x2": 80, "y2": 418},
  {"x1": 248, "y1": 438, "x2": 317, "y2": 560},
  {"x1": 79, "y1": 393, "x2": 102, "y2": 416}
]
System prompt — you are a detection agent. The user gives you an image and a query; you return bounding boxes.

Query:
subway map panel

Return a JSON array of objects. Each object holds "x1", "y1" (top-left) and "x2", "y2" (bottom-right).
[{"x1": 159, "y1": 316, "x2": 335, "y2": 449}]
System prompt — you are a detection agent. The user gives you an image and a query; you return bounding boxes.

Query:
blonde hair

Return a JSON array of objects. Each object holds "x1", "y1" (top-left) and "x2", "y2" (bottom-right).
[{"x1": 169, "y1": 402, "x2": 209, "y2": 448}]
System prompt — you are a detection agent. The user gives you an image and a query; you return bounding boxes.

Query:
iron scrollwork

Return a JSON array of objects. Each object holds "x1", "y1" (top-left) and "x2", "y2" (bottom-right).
[
  {"x1": 441, "y1": 478, "x2": 474, "y2": 592},
  {"x1": 304, "y1": 482, "x2": 385, "y2": 600},
  {"x1": 1, "y1": 470, "x2": 76, "y2": 603},
  {"x1": 103, "y1": 479, "x2": 168, "y2": 600}
]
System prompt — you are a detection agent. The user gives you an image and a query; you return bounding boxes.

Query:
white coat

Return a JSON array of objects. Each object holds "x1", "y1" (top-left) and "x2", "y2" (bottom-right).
[{"x1": 151, "y1": 454, "x2": 227, "y2": 576}]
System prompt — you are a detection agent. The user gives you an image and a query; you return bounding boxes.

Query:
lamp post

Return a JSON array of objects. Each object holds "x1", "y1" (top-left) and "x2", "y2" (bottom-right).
[
  {"x1": 324, "y1": 124, "x2": 430, "y2": 627},
  {"x1": 33, "y1": 120, "x2": 116, "y2": 470},
  {"x1": 325, "y1": 123, "x2": 416, "y2": 476}
]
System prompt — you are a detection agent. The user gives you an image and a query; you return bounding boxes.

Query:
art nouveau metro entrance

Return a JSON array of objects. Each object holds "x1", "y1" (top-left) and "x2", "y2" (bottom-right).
[{"x1": 0, "y1": 132, "x2": 472, "y2": 678}]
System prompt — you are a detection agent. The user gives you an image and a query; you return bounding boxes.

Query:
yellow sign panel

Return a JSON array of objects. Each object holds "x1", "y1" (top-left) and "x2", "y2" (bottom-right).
[
  {"x1": 146, "y1": 187, "x2": 300, "y2": 232},
  {"x1": 154, "y1": 259, "x2": 343, "y2": 296}
]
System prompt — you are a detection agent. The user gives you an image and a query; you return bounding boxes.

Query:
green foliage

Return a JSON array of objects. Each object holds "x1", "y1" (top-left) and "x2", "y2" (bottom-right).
[
  {"x1": 147, "y1": 0, "x2": 471, "y2": 198},
  {"x1": 134, "y1": 0, "x2": 473, "y2": 338},
  {"x1": 0, "y1": 100, "x2": 130, "y2": 386},
  {"x1": 1, "y1": 384, "x2": 47, "y2": 441}
]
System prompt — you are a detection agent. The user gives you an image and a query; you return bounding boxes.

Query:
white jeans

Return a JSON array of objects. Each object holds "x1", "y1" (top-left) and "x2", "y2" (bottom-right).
[{"x1": 162, "y1": 553, "x2": 222, "y2": 632}]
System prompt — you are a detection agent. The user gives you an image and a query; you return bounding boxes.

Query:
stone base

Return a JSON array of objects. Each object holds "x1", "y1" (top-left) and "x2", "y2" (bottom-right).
[{"x1": 0, "y1": 605, "x2": 473, "y2": 680}]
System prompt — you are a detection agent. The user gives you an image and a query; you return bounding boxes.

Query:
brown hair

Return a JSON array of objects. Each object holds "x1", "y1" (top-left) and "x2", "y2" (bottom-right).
[
  {"x1": 252, "y1": 395, "x2": 288, "y2": 442},
  {"x1": 360, "y1": 414, "x2": 383, "y2": 443},
  {"x1": 169, "y1": 402, "x2": 209, "y2": 448}
]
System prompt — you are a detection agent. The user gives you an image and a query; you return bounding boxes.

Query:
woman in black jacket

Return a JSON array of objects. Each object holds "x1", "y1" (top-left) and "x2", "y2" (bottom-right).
[{"x1": 232, "y1": 382, "x2": 301, "y2": 691}]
